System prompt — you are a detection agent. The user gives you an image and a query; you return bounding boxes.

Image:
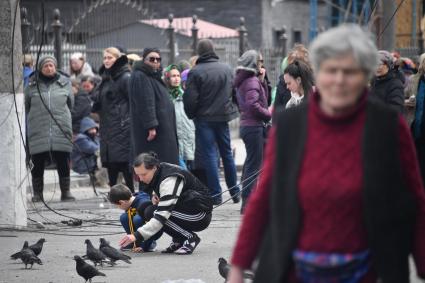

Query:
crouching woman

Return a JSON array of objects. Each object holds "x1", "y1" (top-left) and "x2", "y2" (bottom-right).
[{"x1": 119, "y1": 152, "x2": 213, "y2": 255}]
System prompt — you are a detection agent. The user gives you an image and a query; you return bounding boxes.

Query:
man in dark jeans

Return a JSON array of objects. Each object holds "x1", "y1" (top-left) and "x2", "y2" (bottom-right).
[{"x1": 184, "y1": 39, "x2": 240, "y2": 205}]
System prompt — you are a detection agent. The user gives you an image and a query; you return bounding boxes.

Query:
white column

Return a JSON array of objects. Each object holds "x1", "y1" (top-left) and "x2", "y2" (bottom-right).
[{"x1": 0, "y1": 0, "x2": 27, "y2": 227}]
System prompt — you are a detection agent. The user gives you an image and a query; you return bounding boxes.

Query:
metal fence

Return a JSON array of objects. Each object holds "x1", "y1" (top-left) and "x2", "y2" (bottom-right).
[{"x1": 22, "y1": 4, "x2": 287, "y2": 86}]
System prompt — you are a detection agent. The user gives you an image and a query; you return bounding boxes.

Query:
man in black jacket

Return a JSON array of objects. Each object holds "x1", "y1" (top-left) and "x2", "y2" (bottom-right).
[
  {"x1": 119, "y1": 152, "x2": 212, "y2": 255},
  {"x1": 183, "y1": 39, "x2": 240, "y2": 205}
]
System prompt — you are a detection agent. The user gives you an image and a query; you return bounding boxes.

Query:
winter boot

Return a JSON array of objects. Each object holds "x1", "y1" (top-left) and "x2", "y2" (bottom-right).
[
  {"x1": 59, "y1": 176, "x2": 75, "y2": 201},
  {"x1": 240, "y1": 196, "x2": 248, "y2": 215},
  {"x1": 230, "y1": 189, "x2": 241, "y2": 204},
  {"x1": 31, "y1": 177, "x2": 44, "y2": 202}
]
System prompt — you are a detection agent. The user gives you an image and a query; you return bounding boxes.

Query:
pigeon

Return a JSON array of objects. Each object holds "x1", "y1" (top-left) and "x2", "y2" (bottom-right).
[
  {"x1": 29, "y1": 238, "x2": 46, "y2": 256},
  {"x1": 99, "y1": 238, "x2": 131, "y2": 264},
  {"x1": 84, "y1": 239, "x2": 111, "y2": 267},
  {"x1": 10, "y1": 241, "x2": 29, "y2": 260},
  {"x1": 74, "y1": 255, "x2": 106, "y2": 283},
  {"x1": 20, "y1": 248, "x2": 42, "y2": 269},
  {"x1": 218, "y1": 257, "x2": 231, "y2": 280},
  {"x1": 218, "y1": 257, "x2": 254, "y2": 282}
]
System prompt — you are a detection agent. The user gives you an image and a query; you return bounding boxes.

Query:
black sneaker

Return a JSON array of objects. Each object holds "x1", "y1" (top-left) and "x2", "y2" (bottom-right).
[
  {"x1": 174, "y1": 234, "x2": 201, "y2": 255},
  {"x1": 161, "y1": 241, "x2": 182, "y2": 253}
]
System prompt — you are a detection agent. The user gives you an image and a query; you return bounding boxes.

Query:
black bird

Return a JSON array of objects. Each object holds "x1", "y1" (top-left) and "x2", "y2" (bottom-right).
[
  {"x1": 84, "y1": 239, "x2": 110, "y2": 267},
  {"x1": 218, "y1": 257, "x2": 254, "y2": 282},
  {"x1": 74, "y1": 255, "x2": 106, "y2": 283},
  {"x1": 10, "y1": 241, "x2": 29, "y2": 260},
  {"x1": 20, "y1": 248, "x2": 42, "y2": 269},
  {"x1": 29, "y1": 238, "x2": 46, "y2": 256},
  {"x1": 99, "y1": 238, "x2": 131, "y2": 264}
]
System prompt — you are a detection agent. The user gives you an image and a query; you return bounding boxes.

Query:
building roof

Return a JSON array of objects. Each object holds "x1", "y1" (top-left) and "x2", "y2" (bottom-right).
[{"x1": 140, "y1": 17, "x2": 238, "y2": 39}]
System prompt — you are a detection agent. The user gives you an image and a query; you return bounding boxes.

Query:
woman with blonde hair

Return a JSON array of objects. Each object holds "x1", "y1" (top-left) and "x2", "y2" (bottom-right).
[{"x1": 92, "y1": 47, "x2": 134, "y2": 191}]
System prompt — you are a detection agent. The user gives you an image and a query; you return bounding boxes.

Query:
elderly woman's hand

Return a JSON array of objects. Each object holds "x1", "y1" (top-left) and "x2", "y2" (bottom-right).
[{"x1": 226, "y1": 266, "x2": 244, "y2": 283}]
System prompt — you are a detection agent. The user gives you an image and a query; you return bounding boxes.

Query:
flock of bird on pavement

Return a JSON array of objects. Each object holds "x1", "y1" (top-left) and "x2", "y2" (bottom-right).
[
  {"x1": 10, "y1": 237, "x2": 131, "y2": 283},
  {"x1": 10, "y1": 238, "x2": 252, "y2": 282}
]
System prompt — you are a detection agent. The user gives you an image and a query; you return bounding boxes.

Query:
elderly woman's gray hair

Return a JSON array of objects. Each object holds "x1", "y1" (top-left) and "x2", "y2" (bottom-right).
[{"x1": 309, "y1": 24, "x2": 379, "y2": 79}]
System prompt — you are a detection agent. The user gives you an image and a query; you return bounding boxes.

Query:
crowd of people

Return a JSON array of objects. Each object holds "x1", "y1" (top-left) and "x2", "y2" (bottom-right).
[{"x1": 23, "y1": 22, "x2": 425, "y2": 279}]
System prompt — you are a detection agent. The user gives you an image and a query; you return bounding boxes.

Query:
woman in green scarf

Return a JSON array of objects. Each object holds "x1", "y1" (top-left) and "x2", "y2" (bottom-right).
[{"x1": 163, "y1": 65, "x2": 195, "y2": 169}]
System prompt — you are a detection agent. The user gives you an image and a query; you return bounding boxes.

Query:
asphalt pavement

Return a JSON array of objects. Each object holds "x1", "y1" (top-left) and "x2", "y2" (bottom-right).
[{"x1": 1, "y1": 183, "x2": 242, "y2": 283}]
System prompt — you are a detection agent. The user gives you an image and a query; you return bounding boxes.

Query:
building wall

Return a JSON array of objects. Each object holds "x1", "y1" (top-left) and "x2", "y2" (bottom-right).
[
  {"x1": 395, "y1": 0, "x2": 422, "y2": 48},
  {"x1": 22, "y1": 0, "x2": 330, "y2": 48},
  {"x1": 261, "y1": 0, "x2": 328, "y2": 49},
  {"x1": 144, "y1": 0, "x2": 263, "y2": 47}
]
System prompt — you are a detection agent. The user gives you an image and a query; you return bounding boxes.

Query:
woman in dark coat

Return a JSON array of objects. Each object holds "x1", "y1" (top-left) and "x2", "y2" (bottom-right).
[
  {"x1": 92, "y1": 47, "x2": 134, "y2": 191},
  {"x1": 129, "y1": 48, "x2": 179, "y2": 171},
  {"x1": 370, "y1": 50, "x2": 405, "y2": 115}
]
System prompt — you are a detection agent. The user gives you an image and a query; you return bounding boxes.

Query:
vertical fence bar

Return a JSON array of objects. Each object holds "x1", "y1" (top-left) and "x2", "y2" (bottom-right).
[
  {"x1": 167, "y1": 13, "x2": 175, "y2": 65},
  {"x1": 191, "y1": 15, "x2": 198, "y2": 56},
  {"x1": 52, "y1": 9, "x2": 63, "y2": 70},
  {"x1": 21, "y1": 7, "x2": 31, "y2": 54},
  {"x1": 238, "y1": 17, "x2": 247, "y2": 57}
]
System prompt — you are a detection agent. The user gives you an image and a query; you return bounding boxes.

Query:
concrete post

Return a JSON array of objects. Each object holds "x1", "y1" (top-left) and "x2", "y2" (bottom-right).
[
  {"x1": 51, "y1": 9, "x2": 63, "y2": 70},
  {"x1": 167, "y1": 13, "x2": 175, "y2": 65},
  {"x1": 0, "y1": 0, "x2": 27, "y2": 227},
  {"x1": 191, "y1": 15, "x2": 199, "y2": 56},
  {"x1": 380, "y1": 0, "x2": 395, "y2": 51}
]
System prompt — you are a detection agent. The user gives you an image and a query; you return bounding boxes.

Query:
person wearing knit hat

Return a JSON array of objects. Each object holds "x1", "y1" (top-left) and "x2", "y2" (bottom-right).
[
  {"x1": 38, "y1": 54, "x2": 57, "y2": 71},
  {"x1": 377, "y1": 50, "x2": 394, "y2": 70},
  {"x1": 25, "y1": 54, "x2": 75, "y2": 202},
  {"x1": 142, "y1": 47, "x2": 161, "y2": 60},
  {"x1": 184, "y1": 37, "x2": 240, "y2": 206},
  {"x1": 370, "y1": 50, "x2": 405, "y2": 114},
  {"x1": 196, "y1": 39, "x2": 215, "y2": 56},
  {"x1": 234, "y1": 50, "x2": 271, "y2": 213}
]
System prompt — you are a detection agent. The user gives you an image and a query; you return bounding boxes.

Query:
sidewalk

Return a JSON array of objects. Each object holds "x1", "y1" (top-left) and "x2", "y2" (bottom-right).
[{"x1": 2, "y1": 182, "x2": 242, "y2": 282}]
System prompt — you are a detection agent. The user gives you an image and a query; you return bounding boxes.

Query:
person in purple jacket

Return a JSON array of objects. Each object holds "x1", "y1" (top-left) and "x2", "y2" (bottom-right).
[{"x1": 234, "y1": 50, "x2": 272, "y2": 213}]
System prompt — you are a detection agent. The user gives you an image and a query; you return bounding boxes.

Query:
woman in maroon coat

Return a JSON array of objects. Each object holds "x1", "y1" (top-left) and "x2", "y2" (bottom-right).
[{"x1": 228, "y1": 25, "x2": 425, "y2": 283}]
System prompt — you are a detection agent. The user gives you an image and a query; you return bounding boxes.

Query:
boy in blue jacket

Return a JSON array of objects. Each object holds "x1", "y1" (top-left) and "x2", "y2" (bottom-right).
[
  {"x1": 109, "y1": 183, "x2": 161, "y2": 252},
  {"x1": 71, "y1": 117, "x2": 99, "y2": 176}
]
